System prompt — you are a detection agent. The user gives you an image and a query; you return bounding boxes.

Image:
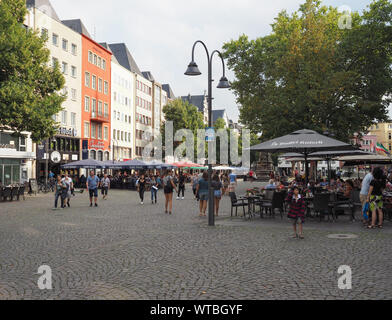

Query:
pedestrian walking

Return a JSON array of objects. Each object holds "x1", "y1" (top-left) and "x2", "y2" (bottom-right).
[
  {"x1": 61, "y1": 173, "x2": 73, "y2": 207},
  {"x1": 177, "y1": 171, "x2": 185, "y2": 200},
  {"x1": 86, "y1": 170, "x2": 100, "y2": 207},
  {"x1": 163, "y1": 170, "x2": 177, "y2": 215},
  {"x1": 101, "y1": 173, "x2": 111, "y2": 200},
  {"x1": 192, "y1": 173, "x2": 199, "y2": 200},
  {"x1": 286, "y1": 186, "x2": 306, "y2": 239},
  {"x1": 212, "y1": 174, "x2": 223, "y2": 216},
  {"x1": 196, "y1": 171, "x2": 209, "y2": 217},
  {"x1": 228, "y1": 170, "x2": 237, "y2": 193},
  {"x1": 150, "y1": 175, "x2": 159, "y2": 204},
  {"x1": 53, "y1": 175, "x2": 66, "y2": 210},
  {"x1": 360, "y1": 170, "x2": 374, "y2": 226},
  {"x1": 137, "y1": 174, "x2": 146, "y2": 205},
  {"x1": 367, "y1": 167, "x2": 386, "y2": 229}
]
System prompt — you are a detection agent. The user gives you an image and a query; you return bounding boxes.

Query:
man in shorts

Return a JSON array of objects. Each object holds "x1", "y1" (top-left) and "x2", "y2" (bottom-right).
[
  {"x1": 101, "y1": 173, "x2": 110, "y2": 200},
  {"x1": 86, "y1": 170, "x2": 100, "y2": 207}
]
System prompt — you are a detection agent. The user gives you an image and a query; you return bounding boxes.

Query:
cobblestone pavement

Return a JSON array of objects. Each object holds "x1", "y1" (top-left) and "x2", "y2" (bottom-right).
[{"x1": 0, "y1": 181, "x2": 391, "y2": 300}]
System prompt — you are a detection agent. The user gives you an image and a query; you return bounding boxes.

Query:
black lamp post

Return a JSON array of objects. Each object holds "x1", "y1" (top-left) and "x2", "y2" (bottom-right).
[{"x1": 185, "y1": 40, "x2": 231, "y2": 227}]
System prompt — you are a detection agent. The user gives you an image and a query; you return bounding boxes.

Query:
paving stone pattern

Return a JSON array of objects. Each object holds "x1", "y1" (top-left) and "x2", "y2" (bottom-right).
[{"x1": 0, "y1": 182, "x2": 391, "y2": 300}]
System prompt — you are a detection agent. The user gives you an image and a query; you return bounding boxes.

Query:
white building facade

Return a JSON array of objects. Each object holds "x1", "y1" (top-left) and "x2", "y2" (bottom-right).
[
  {"x1": 111, "y1": 60, "x2": 135, "y2": 161},
  {"x1": 135, "y1": 74, "x2": 153, "y2": 158},
  {"x1": 25, "y1": 2, "x2": 82, "y2": 179}
]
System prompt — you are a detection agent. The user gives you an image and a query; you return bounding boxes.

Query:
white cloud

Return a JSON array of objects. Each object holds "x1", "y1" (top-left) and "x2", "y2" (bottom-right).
[{"x1": 50, "y1": 0, "x2": 369, "y2": 123}]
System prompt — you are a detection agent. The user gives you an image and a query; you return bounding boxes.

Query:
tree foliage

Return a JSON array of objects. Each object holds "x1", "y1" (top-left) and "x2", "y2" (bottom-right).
[
  {"x1": 223, "y1": 0, "x2": 392, "y2": 142},
  {"x1": 0, "y1": 0, "x2": 65, "y2": 141}
]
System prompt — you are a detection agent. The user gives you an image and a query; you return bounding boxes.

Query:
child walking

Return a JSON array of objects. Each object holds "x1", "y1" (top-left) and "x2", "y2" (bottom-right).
[{"x1": 286, "y1": 186, "x2": 306, "y2": 239}]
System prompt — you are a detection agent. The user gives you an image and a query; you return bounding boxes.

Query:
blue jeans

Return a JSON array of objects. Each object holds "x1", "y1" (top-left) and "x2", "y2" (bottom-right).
[
  {"x1": 151, "y1": 188, "x2": 157, "y2": 202},
  {"x1": 54, "y1": 193, "x2": 64, "y2": 208}
]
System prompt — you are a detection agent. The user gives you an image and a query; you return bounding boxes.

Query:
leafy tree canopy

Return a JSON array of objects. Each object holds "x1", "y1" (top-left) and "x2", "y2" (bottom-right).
[
  {"x1": 0, "y1": 0, "x2": 65, "y2": 141},
  {"x1": 223, "y1": 0, "x2": 392, "y2": 142}
]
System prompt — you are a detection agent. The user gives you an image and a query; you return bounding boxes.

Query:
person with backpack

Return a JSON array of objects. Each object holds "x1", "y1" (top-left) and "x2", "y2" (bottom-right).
[
  {"x1": 367, "y1": 167, "x2": 387, "y2": 229},
  {"x1": 177, "y1": 171, "x2": 186, "y2": 200},
  {"x1": 163, "y1": 170, "x2": 177, "y2": 215}
]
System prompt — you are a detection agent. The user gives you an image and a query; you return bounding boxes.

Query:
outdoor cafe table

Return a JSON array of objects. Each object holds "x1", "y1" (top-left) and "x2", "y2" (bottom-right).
[{"x1": 242, "y1": 194, "x2": 263, "y2": 220}]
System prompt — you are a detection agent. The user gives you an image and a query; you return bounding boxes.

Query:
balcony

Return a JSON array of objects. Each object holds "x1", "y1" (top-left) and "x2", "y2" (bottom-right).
[{"x1": 90, "y1": 112, "x2": 109, "y2": 123}]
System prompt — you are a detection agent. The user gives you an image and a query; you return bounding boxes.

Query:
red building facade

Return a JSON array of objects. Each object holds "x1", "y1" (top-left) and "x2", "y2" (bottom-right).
[{"x1": 81, "y1": 34, "x2": 112, "y2": 161}]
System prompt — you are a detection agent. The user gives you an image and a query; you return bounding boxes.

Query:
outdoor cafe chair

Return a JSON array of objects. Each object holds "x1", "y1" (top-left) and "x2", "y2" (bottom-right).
[
  {"x1": 17, "y1": 186, "x2": 25, "y2": 201},
  {"x1": 312, "y1": 193, "x2": 332, "y2": 222},
  {"x1": 330, "y1": 192, "x2": 354, "y2": 221},
  {"x1": 229, "y1": 192, "x2": 249, "y2": 218},
  {"x1": 256, "y1": 191, "x2": 285, "y2": 219},
  {"x1": 2, "y1": 187, "x2": 12, "y2": 201}
]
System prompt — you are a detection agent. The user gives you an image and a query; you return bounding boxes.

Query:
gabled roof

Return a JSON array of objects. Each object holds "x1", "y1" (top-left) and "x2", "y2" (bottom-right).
[
  {"x1": 62, "y1": 19, "x2": 91, "y2": 38},
  {"x1": 142, "y1": 71, "x2": 155, "y2": 82},
  {"x1": 26, "y1": 0, "x2": 61, "y2": 22},
  {"x1": 181, "y1": 94, "x2": 206, "y2": 113},
  {"x1": 100, "y1": 42, "x2": 118, "y2": 64},
  {"x1": 108, "y1": 43, "x2": 142, "y2": 76},
  {"x1": 212, "y1": 109, "x2": 227, "y2": 124},
  {"x1": 162, "y1": 84, "x2": 176, "y2": 100}
]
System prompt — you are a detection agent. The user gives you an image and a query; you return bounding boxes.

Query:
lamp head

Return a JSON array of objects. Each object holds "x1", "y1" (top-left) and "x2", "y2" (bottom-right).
[
  {"x1": 184, "y1": 61, "x2": 201, "y2": 76},
  {"x1": 217, "y1": 76, "x2": 231, "y2": 89}
]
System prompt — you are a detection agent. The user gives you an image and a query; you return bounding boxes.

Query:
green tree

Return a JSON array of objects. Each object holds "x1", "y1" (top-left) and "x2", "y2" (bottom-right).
[
  {"x1": 161, "y1": 98, "x2": 205, "y2": 158},
  {"x1": 0, "y1": 0, "x2": 65, "y2": 142},
  {"x1": 223, "y1": 0, "x2": 392, "y2": 142}
]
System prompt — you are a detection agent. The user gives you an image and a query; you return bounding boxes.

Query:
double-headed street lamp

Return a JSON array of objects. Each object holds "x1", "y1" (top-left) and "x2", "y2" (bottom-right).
[{"x1": 184, "y1": 40, "x2": 231, "y2": 227}]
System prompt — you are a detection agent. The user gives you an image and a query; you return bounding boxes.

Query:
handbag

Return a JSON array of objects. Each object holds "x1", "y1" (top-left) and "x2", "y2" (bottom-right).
[{"x1": 363, "y1": 202, "x2": 369, "y2": 220}]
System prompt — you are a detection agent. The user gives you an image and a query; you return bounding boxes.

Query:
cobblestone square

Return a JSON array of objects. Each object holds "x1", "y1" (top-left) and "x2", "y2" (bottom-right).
[{"x1": 0, "y1": 182, "x2": 391, "y2": 300}]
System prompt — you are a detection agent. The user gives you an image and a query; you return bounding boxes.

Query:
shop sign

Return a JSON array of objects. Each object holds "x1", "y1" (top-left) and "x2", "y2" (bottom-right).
[
  {"x1": 89, "y1": 140, "x2": 105, "y2": 149},
  {"x1": 58, "y1": 127, "x2": 78, "y2": 137}
]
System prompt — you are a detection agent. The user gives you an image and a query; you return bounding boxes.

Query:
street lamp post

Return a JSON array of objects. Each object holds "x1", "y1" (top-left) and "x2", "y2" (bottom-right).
[{"x1": 184, "y1": 40, "x2": 231, "y2": 227}]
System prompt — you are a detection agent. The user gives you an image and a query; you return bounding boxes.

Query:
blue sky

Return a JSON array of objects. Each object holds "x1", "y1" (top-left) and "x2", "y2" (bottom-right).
[{"x1": 50, "y1": 0, "x2": 374, "y2": 122}]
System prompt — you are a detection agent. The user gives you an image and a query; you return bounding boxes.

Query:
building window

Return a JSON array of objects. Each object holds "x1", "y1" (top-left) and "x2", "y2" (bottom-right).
[
  {"x1": 104, "y1": 81, "x2": 108, "y2": 94},
  {"x1": 71, "y1": 44, "x2": 77, "y2": 55},
  {"x1": 97, "y1": 150, "x2": 103, "y2": 161},
  {"x1": 84, "y1": 122, "x2": 90, "y2": 138},
  {"x1": 92, "y1": 75, "x2": 96, "y2": 90},
  {"x1": 61, "y1": 110, "x2": 67, "y2": 125},
  {"x1": 104, "y1": 126, "x2": 108, "y2": 141},
  {"x1": 71, "y1": 88, "x2": 77, "y2": 101},
  {"x1": 85, "y1": 72, "x2": 90, "y2": 87},
  {"x1": 90, "y1": 150, "x2": 96, "y2": 160},
  {"x1": 92, "y1": 99, "x2": 97, "y2": 114},
  {"x1": 71, "y1": 66, "x2": 77, "y2": 78},
  {"x1": 98, "y1": 101, "x2": 103, "y2": 115},
  {"x1": 85, "y1": 96, "x2": 90, "y2": 112},
  {"x1": 93, "y1": 54, "x2": 97, "y2": 65},
  {"x1": 61, "y1": 62, "x2": 68, "y2": 74},
  {"x1": 97, "y1": 124, "x2": 102, "y2": 140},
  {"x1": 102, "y1": 59, "x2": 106, "y2": 70},
  {"x1": 98, "y1": 57, "x2": 102, "y2": 68},
  {"x1": 113, "y1": 129, "x2": 116, "y2": 140},
  {"x1": 62, "y1": 39, "x2": 68, "y2": 51},
  {"x1": 71, "y1": 112, "x2": 76, "y2": 127},
  {"x1": 104, "y1": 103, "x2": 108, "y2": 117},
  {"x1": 88, "y1": 51, "x2": 93, "y2": 63},
  {"x1": 121, "y1": 131, "x2": 124, "y2": 141},
  {"x1": 52, "y1": 57, "x2": 58, "y2": 68},
  {"x1": 91, "y1": 123, "x2": 96, "y2": 139},
  {"x1": 98, "y1": 78, "x2": 103, "y2": 92},
  {"x1": 52, "y1": 33, "x2": 58, "y2": 46},
  {"x1": 41, "y1": 28, "x2": 48, "y2": 39}
]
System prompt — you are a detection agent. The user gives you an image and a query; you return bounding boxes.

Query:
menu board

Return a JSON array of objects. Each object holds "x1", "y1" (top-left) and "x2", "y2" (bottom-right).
[{"x1": 29, "y1": 179, "x2": 38, "y2": 195}]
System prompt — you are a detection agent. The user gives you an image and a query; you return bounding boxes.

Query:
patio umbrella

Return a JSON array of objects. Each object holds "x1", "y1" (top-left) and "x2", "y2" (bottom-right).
[
  {"x1": 122, "y1": 159, "x2": 148, "y2": 170},
  {"x1": 102, "y1": 160, "x2": 125, "y2": 170},
  {"x1": 144, "y1": 160, "x2": 176, "y2": 170},
  {"x1": 340, "y1": 154, "x2": 392, "y2": 166},
  {"x1": 250, "y1": 129, "x2": 354, "y2": 184},
  {"x1": 61, "y1": 159, "x2": 105, "y2": 169},
  {"x1": 172, "y1": 161, "x2": 202, "y2": 168}
]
